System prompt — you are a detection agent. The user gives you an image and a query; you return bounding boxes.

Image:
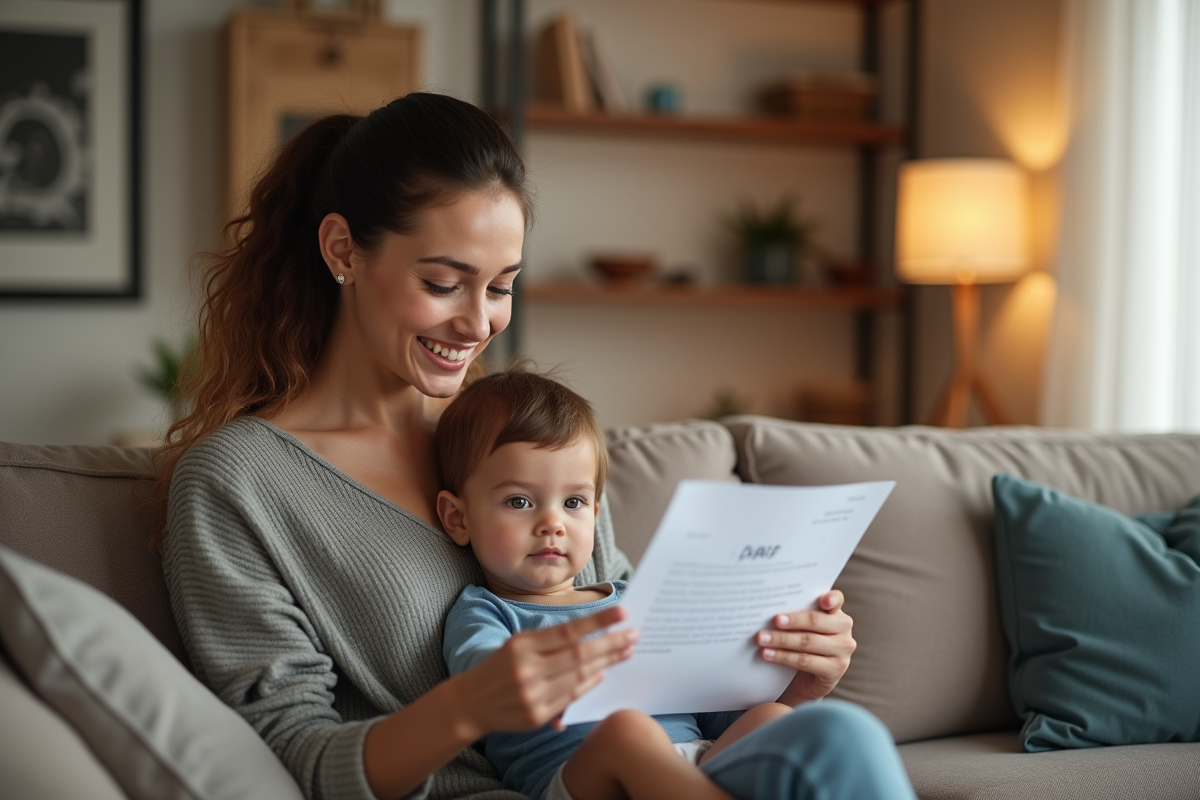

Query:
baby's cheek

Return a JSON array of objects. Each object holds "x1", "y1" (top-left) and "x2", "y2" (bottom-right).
[{"x1": 575, "y1": 532, "x2": 596, "y2": 567}]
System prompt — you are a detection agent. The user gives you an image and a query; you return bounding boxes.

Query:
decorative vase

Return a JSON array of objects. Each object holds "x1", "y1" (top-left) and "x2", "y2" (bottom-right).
[{"x1": 745, "y1": 241, "x2": 796, "y2": 284}]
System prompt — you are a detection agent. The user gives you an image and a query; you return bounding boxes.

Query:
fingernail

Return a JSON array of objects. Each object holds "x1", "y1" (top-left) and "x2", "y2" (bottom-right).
[
  {"x1": 626, "y1": 630, "x2": 640, "y2": 644},
  {"x1": 763, "y1": 648, "x2": 777, "y2": 660},
  {"x1": 758, "y1": 632, "x2": 772, "y2": 645},
  {"x1": 777, "y1": 614, "x2": 789, "y2": 626}
]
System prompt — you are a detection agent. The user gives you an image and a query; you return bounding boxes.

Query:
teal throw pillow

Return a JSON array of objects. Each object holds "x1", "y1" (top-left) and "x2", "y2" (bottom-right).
[{"x1": 992, "y1": 473, "x2": 1200, "y2": 752}]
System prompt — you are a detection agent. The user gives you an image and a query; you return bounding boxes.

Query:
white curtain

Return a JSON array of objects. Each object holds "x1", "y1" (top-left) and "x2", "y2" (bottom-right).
[{"x1": 1041, "y1": 0, "x2": 1200, "y2": 431}]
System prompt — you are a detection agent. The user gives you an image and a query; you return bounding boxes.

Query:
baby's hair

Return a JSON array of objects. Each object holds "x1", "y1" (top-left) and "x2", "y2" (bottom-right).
[{"x1": 436, "y1": 368, "x2": 608, "y2": 499}]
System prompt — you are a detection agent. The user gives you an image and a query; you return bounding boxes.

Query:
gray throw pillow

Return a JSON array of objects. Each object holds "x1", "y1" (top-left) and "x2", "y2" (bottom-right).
[{"x1": 0, "y1": 546, "x2": 305, "y2": 800}]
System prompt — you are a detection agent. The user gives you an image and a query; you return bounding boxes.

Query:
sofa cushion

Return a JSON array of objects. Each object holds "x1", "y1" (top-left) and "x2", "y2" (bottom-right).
[
  {"x1": 0, "y1": 546, "x2": 305, "y2": 800},
  {"x1": 723, "y1": 416, "x2": 1200, "y2": 744},
  {"x1": 0, "y1": 648, "x2": 130, "y2": 800},
  {"x1": 900, "y1": 732, "x2": 1200, "y2": 800},
  {"x1": 604, "y1": 420, "x2": 740, "y2": 565},
  {"x1": 0, "y1": 442, "x2": 185, "y2": 662},
  {"x1": 993, "y1": 474, "x2": 1200, "y2": 751}
]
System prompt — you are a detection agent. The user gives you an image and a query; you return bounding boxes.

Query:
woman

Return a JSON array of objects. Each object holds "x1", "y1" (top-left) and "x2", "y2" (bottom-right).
[{"x1": 158, "y1": 93, "x2": 914, "y2": 800}]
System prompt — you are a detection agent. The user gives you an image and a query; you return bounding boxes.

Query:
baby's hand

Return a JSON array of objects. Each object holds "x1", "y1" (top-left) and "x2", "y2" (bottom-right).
[{"x1": 757, "y1": 590, "x2": 855, "y2": 706}]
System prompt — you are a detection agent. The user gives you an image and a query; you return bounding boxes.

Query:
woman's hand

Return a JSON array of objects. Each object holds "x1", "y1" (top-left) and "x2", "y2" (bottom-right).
[
  {"x1": 455, "y1": 606, "x2": 638, "y2": 738},
  {"x1": 757, "y1": 590, "x2": 856, "y2": 706}
]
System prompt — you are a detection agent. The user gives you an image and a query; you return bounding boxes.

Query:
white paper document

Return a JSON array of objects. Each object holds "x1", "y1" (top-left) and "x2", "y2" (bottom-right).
[{"x1": 562, "y1": 479, "x2": 894, "y2": 725}]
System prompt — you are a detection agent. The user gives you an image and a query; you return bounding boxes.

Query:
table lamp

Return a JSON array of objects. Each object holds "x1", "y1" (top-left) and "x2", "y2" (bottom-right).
[{"x1": 895, "y1": 158, "x2": 1030, "y2": 428}]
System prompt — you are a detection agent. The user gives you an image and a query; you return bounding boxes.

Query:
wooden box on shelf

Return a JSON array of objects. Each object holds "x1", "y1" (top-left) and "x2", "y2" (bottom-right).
[
  {"x1": 757, "y1": 72, "x2": 876, "y2": 122},
  {"x1": 225, "y1": 10, "x2": 420, "y2": 214}
]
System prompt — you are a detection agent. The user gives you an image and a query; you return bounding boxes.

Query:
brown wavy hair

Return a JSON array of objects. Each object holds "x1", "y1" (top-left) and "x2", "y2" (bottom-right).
[
  {"x1": 150, "y1": 93, "x2": 531, "y2": 554},
  {"x1": 435, "y1": 368, "x2": 609, "y2": 500}
]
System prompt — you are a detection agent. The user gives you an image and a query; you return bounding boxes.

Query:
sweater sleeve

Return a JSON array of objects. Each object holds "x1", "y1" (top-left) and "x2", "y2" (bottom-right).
[{"x1": 162, "y1": 446, "x2": 432, "y2": 800}]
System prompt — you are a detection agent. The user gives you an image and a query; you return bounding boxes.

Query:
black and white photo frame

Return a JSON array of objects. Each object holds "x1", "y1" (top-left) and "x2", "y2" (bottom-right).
[{"x1": 0, "y1": 0, "x2": 141, "y2": 299}]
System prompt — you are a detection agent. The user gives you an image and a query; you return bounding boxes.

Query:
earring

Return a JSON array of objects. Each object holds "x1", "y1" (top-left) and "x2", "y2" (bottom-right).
[{"x1": 335, "y1": 273, "x2": 346, "y2": 285}]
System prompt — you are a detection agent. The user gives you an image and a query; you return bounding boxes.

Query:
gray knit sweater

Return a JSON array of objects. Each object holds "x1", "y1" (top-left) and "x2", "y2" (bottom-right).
[{"x1": 162, "y1": 417, "x2": 632, "y2": 800}]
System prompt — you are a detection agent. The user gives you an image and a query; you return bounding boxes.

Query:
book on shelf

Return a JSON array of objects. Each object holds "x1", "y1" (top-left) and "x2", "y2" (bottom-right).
[
  {"x1": 579, "y1": 29, "x2": 627, "y2": 112},
  {"x1": 536, "y1": 13, "x2": 594, "y2": 114}
]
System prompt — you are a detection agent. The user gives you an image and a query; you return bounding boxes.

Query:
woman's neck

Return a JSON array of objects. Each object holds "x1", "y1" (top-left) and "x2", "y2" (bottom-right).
[{"x1": 270, "y1": 315, "x2": 446, "y2": 437}]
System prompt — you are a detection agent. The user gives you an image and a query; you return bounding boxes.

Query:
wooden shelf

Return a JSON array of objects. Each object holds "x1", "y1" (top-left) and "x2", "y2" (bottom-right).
[
  {"x1": 722, "y1": 0, "x2": 888, "y2": 4},
  {"x1": 523, "y1": 281, "x2": 902, "y2": 310},
  {"x1": 521, "y1": 104, "x2": 906, "y2": 147}
]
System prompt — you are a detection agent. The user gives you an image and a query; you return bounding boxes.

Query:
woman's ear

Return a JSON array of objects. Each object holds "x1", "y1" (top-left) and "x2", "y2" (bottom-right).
[
  {"x1": 318, "y1": 212, "x2": 356, "y2": 285},
  {"x1": 437, "y1": 490, "x2": 471, "y2": 547}
]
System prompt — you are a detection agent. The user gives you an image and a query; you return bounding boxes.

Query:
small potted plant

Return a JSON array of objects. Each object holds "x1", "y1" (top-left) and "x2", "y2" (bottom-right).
[
  {"x1": 725, "y1": 195, "x2": 817, "y2": 285},
  {"x1": 135, "y1": 335, "x2": 198, "y2": 422}
]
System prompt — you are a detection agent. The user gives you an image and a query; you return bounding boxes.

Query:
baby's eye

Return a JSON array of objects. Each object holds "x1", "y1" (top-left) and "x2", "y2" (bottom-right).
[
  {"x1": 505, "y1": 497, "x2": 532, "y2": 510},
  {"x1": 564, "y1": 497, "x2": 585, "y2": 510}
]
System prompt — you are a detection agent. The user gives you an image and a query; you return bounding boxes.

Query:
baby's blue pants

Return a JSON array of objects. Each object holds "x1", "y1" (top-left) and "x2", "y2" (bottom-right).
[{"x1": 699, "y1": 700, "x2": 917, "y2": 800}]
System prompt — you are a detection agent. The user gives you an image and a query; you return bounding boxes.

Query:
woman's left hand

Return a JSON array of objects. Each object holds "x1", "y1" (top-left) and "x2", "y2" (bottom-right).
[{"x1": 757, "y1": 590, "x2": 856, "y2": 706}]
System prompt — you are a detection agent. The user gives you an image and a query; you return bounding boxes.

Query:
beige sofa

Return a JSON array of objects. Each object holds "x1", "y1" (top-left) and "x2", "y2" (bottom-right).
[{"x1": 3, "y1": 416, "x2": 1199, "y2": 799}]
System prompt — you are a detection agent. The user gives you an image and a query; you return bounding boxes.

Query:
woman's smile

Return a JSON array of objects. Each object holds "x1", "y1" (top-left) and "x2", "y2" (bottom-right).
[{"x1": 417, "y1": 336, "x2": 474, "y2": 366}]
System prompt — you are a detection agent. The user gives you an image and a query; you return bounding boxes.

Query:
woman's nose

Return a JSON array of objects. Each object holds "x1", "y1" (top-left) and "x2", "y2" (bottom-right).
[{"x1": 452, "y1": 291, "x2": 492, "y2": 342}]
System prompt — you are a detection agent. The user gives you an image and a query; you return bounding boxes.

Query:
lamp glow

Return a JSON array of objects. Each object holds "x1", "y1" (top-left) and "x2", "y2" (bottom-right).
[
  {"x1": 895, "y1": 158, "x2": 1031, "y2": 428},
  {"x1": 896, "y1": 159, "x2": 1030, "y2": 285}
]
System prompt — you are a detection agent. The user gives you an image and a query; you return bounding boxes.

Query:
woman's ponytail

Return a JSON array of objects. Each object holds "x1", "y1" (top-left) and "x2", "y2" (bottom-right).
[
  {"x1": 150, "y1": 114, "x2": 359, "y2": 553},
  {"x1": 151, "y1": 93, "x2": 530, "y2": 555}
]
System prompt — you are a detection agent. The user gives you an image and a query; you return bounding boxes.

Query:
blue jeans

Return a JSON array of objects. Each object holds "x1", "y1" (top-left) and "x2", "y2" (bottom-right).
[{"x1": 698, "y1": 701, "x2": 916, "y2": 800}]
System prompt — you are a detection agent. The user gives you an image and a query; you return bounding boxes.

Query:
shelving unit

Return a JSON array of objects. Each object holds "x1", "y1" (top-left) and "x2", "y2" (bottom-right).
[{"x1": 480, "y1": 0, "x2": 919, "y2": 424}]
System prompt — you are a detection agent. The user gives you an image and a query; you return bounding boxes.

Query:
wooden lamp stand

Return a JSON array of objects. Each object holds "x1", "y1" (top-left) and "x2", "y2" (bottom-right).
[{"x1": 927, "y1": 282, "x2": 1011, "y2": 428}]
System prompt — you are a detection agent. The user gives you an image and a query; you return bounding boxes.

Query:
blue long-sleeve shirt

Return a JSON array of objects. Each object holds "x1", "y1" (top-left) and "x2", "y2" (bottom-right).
[{"x1": 442, "y1": 581, "x2": 703, "y2": 800}]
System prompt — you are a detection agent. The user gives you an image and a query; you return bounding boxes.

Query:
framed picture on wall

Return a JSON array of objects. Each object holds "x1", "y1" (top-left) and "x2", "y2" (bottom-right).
[{"x1": 0, "y1": 0, "x2": 141, "y2": 300}]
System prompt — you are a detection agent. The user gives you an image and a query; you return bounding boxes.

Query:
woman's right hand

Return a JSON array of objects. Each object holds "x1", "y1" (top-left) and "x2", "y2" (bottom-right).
[{"x1": 456, "y1": 606, "x2": 637, "y2": 737}]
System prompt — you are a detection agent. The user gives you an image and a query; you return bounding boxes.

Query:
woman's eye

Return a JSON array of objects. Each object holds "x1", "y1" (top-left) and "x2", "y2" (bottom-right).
[
  {"x1": 505, "y1": 497, "x2": 531, "y2": 510},
  {"x1": 488, "y1": 285, "x2": 514, "y2": 297},
  {"x1": 564, "y1": 497, "x2": 584, "y2": 510},
  {"x1": 423, "y1": 281, "x2": 458, "y2": 296}
]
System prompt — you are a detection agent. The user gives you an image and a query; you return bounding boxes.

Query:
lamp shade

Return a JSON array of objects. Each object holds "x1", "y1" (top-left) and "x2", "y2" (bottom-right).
[{"x1": 895, "y1": 158, "x2": 1030, "y2": 284}]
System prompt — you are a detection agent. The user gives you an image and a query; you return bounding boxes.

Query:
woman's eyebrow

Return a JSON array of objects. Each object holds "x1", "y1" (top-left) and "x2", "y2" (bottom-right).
[{"x1": 417, "y1": 255, "x2": 523, "y2": 274}]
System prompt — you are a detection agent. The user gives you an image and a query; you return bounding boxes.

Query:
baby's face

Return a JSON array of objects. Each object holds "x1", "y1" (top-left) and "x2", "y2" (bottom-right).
[{"x1": 453, "y1": 438, "x2": 599, "y2": 600}]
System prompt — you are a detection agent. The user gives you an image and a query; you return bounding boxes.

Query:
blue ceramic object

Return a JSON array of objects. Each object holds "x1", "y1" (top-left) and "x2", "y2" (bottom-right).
[{"x1": 646, "y1": 84, "x2": 681, "y2": 114}]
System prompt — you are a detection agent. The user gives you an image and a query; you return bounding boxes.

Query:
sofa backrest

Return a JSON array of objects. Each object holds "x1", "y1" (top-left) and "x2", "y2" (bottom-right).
[
  {"x1": 0, "y1": 442, "x2": 187, "y2": 664},
  {"x1": 8, "y1": 419, "x2": 1200, "y2": 748},
  {"x1": 722, "y1": 416, "x2": 1200, "y2": 745},
  {"x1": 604, "y1": 420, "x2": 742, "y2": 564}
]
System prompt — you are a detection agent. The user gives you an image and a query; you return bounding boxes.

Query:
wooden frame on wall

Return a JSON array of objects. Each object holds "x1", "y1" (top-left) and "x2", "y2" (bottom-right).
[
  {"x1": 0, "y1": 0, "x2": 142, "y2": 300},
  {"x1": 225, "y1": 10, "x2": 420, "y2": 214}
]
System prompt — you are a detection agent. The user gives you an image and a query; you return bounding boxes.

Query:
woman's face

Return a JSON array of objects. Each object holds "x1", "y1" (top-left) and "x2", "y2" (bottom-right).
[{"x1": 349, "y1": 189, "x2": 525, "y2": 398}]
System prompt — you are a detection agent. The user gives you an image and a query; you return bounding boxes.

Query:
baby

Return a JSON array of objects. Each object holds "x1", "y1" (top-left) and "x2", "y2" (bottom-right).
[{"x1": 436, "y1": 369, "x2": 791, "y2": 800}]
